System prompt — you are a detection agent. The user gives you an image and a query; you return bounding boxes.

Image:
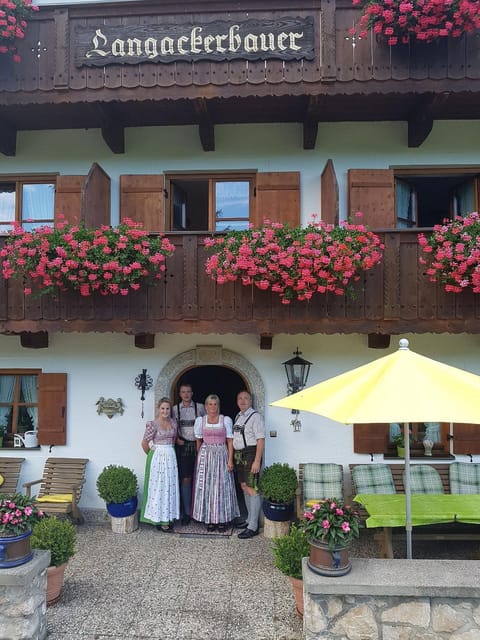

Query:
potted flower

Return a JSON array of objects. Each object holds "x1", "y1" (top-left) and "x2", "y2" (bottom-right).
[
  {"x1": 271, "y1": 523, "x2": 310, "y2": 616},
  {"x1": 0, "y1": 216, "x2": 175, "y2": 298},
  {"x1": 301, "y1": 498, "x2": 361, "y2": 576},
  {"x1": 419, "y1": 212, "x2": 480, "y2": 294},
  {"x1": 350, "y1": 0, "x2": 480, "y2": 46},
  {"x1": 0, "y1": 0, "x2": 39, "y2": 63},
  {"x1": 204, "y1": 215, "x2": 384, "y2": 305},
  {"x1": 96, "y1": 465, "x2": 138, "y2": 531},
  {"x1": 259, "y1": 463, "x2": 298, "y2": 523},
  {"x1": 0, "y1": 492, "x2": 45, "y2": 567},
  {"x1": 30, "y1": 516, "x2": 76, "y2": 605}
]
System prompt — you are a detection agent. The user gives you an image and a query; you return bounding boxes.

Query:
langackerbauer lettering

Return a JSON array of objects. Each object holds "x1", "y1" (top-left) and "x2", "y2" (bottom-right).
[{"x1": 74, "y1": 17, "x2": 315, "y2": 67}]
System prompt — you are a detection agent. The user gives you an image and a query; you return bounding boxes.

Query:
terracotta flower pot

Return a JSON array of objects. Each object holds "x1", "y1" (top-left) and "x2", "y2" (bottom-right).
[
  {"x1": 307, "y1": 539, "x2": 351, "y2": 577},
  {"x1": 289, "y1": 576, "x2": 304, "y2": 617},
  {"x1": 46, "y1": 563, "x2": 67, "y2": 606}
]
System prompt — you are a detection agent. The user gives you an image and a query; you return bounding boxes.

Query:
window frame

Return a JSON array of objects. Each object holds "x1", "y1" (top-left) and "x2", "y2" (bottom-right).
[
  {"x1": 0, "y1": 368, "x2": 41, "y2": 443},
  {"x1": 0, "y1": 173, "x2": 57, "y2": 234},
  {"x1": 165, "y1": 171, "x2": 255, "y2": 232}
]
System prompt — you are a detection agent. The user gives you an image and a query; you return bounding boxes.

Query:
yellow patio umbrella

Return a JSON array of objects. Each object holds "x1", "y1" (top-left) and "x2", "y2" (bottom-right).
[{"x1": 271, "y1": 338, "x2": 480, "y2": 558}]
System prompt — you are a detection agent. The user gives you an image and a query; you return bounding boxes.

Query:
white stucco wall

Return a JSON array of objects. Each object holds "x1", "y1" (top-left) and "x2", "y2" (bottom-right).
[{"x1": 0, "y1": 332, "x2": 479, "y2": 510}]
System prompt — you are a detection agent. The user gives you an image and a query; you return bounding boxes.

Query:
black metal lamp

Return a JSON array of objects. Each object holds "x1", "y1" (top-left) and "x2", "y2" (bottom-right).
[
  {"x1": 134, "y1": 369, "x2": 153, "y2": 418},
  {"x1": 283, "y1": 348, "x2": 312, "y2": 432}
]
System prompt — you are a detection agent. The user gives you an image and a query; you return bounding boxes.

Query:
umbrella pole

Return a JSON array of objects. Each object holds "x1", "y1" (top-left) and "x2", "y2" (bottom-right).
[{"x1": 403, "y1": 421, "x2": 413, "y2": 559}]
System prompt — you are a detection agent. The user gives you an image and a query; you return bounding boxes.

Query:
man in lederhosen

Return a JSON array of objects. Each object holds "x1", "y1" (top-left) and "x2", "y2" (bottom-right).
[
  {"x1": 233, "y1": 390, "x2": 265, "y2": 539},
  {"x1": 172, "y1": 383, "x2": 206, "y2": 525}
]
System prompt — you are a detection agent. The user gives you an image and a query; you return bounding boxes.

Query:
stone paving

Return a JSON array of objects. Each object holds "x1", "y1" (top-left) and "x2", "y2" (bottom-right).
[{"x1": 46, "y1": 522, "x2": 303, "y2": 640}]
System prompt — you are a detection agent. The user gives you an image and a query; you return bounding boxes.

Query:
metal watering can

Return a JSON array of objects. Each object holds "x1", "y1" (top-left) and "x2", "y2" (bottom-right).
[{"x1": 13, "y1": 431, "x2": 38, "y2": 448}]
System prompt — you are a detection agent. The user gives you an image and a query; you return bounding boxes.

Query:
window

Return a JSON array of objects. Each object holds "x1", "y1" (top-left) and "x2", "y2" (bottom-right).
[
  {"x1": 0, "y1": 175, "x2": 56, "y2": 233},
  {"x1": 394, "y1": 169, "x2": 480, "y2": 228},
  {"x1": 0, "y1": 370, "x2": 67, "y2": 447},
  {"x1": 166, "y1": 173, "x2": 253, "y2": 232}
]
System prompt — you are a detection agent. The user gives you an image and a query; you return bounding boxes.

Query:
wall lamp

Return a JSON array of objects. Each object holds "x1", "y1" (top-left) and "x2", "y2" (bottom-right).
[
  {"x1": 135, "y1": 368, "x2": 153, "y2": 418},
  {"x1": 282, "y1": 348, "x2": 312, "y2": 432}
]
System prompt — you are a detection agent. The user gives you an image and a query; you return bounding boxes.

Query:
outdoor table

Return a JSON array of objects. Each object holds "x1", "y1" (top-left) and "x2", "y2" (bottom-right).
[{"x1": 354, "y1": 493, "x2": 480, "y2": 558}]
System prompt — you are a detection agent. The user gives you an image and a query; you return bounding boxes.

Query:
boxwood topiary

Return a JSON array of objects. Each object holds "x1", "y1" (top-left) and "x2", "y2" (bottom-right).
[
  {"x1": 272, "y1": 523, "x2": 310, "y2": 579},
  {"x1": 96, "y1": 465, "x2": 138, "y2": 504},
  {"x1": 31, "y1": 516, "x2": 76, "y2": 567},
  {"x1": 259, "y1": 462, "x2": 298, "y2": 504}
]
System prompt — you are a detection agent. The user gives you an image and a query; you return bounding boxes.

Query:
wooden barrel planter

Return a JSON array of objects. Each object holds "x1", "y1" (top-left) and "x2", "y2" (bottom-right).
[
  {"x1": 0, "y1": 530, "x2": 33, "y2": 568},
  {"x1": 307, "y1": 539, "x2": 351, "y2": 577}
]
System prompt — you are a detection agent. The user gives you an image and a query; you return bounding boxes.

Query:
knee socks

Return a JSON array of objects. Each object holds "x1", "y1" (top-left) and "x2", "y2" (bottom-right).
[
  {"x1": 181, "y1": 483, "x2": 192, "y2": 516},
  {"x1": 248, "y1": 492, "x2": 261, "y2": 531}
]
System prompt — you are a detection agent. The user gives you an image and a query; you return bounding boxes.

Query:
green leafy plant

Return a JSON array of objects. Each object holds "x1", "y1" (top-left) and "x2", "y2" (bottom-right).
[
  {"x1": 0, "y1": 492, "x2": 45, "y2": 536},
  {"x1": 301, "y1": 498, "x2": 361, "y2": 551},
  {"x1": 31, "y1": 516, "x2": 76, "y2": 566},
  {"x1": 96, "y1": 465, "x2": 138, "y2": 504},
  {"x1": 259, "y1": 463, "x2": 298, "y2": 504},
  {"x1": 272, "y1": 523, "x2": 310, "y2": 579},
  {"x1": 0, "y1": 216, "x2": 175, "y2": 298}
]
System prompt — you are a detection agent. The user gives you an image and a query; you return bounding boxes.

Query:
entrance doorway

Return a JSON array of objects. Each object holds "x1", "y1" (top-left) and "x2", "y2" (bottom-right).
[{"x1": 172, "y1": 365, "x2": 247, "y2": 422}]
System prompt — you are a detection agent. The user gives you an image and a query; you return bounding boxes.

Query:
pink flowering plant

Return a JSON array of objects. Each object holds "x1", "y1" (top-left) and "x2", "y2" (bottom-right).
[
  {"x1": 418, "y1": 212, "x2": 480, "y2": 293},
  {"x1": 301, "y1": 498, "x2": 361, "y2": 551},
  {"x1": 0, "y1": 217, "x2": 175, "y2": 297},
  {"x1": 0, "y1": 493, "x2": 45, "y2": 536},
  {"x1": 350, "y1": 0, "x2": 480, "y2": 46},
  {"x1": 204, "y1": 215, "x2": 384, "y2": 305},
  {"x1": 0, "y1": 0, "x2": 39, "y2": 63}
]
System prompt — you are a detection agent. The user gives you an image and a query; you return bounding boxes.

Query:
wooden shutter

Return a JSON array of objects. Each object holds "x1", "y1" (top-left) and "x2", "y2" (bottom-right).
[
  {"x1": 55, "y1": 176, "x2": 84, "y2": 225},
  {"x1": 38, "y1": 373, "x2": 67, "y2": 446},
  {"x1": 348, "y1": 169, "x2": 395, "y2": 228},
  {"x1": 120, "y1": 175, "x2": 165, "y2": 232},
  {"x1": 353, "y1": 423, "x2": 389, "y2": 453},
  {"x1": 321, "y1": 159, "x2": 339, "y2": 225},
  {"x1": 452, "y1": 423, "x2": 480, "y2": 455},
  {"x1": 252, "y1": 172, "x2": 300, "y2": 228},
  {"x1": 82, "y1": 163, "x2": 111, "y2": 228}
]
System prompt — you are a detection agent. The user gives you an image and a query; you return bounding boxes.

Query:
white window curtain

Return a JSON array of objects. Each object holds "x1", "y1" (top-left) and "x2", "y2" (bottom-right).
[
  {"x1": 21, "y1": 375, "x2": 38, "y2": 430},
  {"x1": 0, "y1": 375, "x2": 15, "y2": 428}
]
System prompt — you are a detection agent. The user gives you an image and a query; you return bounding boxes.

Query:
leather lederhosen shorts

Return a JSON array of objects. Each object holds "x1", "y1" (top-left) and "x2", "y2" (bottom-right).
[{"x1": 233, "y1": 445, "x2": 257, "y2": 485}]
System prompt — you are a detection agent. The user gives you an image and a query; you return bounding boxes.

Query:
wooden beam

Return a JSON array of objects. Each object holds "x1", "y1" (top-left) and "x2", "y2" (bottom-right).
[
  {"x1": 260, "y1": 333, "x2": 273, "y2": 350},
  {"x1": 408, "y1": 98, "x2": 433, "y2": 148},
  {"x1": 20, "y1": 331, "x2": 49, "y2": 349},
  {"x1": 368, "y1": 333, "x2": 390, "y2": 349},
  {"x1": 303, "y1": 96, "x2": 322, "y2": 150},
  {"x1": 193, "y1": 98, "x2": 215, "y2": 152},
  {"x1": 303, "y1": 121, "x2": 318, "y2": 150},
  {"x1": 135, "y1": 333, "x2": 155, "y2": 349},
  {"x1": 97, "y1": 104, "x2": 125, "y2": 154},
  {"x1": 0, "y1": 118, "x2": 16, "y2": 156}
]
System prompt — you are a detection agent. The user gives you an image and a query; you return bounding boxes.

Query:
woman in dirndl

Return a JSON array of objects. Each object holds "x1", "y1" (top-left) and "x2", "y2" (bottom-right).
[
  {"x1": 140, "y1": 397, "x2": 180, "y2": 532},
  {"x1": 192, "y1": 394, "x2": 240, "y2": 532}
]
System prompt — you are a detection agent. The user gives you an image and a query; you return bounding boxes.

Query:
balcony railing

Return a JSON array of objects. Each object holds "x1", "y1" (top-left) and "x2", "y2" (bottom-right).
[{"x1": 0, "y1": 230, "x2": 479, "y2": 336}]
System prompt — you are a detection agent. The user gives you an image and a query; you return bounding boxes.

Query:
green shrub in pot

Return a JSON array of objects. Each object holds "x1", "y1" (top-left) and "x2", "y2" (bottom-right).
[
  {"x1": 272, "y1": 523, "x2": 309, "y2": 580},
  {"x1": 31, "y1": 516, "x2": 76, "y2": 567},
  {"x1": 96, "y1": 465, "x2": 138, "y2": 504},
  {"x1": 259, "y1": 463, "x2": 298, "y2": 504}
]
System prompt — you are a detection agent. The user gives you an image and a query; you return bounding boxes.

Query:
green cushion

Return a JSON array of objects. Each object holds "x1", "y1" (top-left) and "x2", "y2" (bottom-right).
[
  {"x1": 450, "y1": 462, "x2": 480, "y2": 494},
  {"x1": 303, "y1": 463, "x2": 343, "y2": 504},
  {"x1": 352, "y1": 464, "x2": 396, "y2": 494},
  {"x1": 406, "y1": 465, "x2": 444, "y2": 494}
]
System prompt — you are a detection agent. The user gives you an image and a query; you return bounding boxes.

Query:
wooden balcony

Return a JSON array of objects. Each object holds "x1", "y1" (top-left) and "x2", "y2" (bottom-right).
[
  {"x1": 0, "y1": 0, "x2": 480, "y2": 153},
  {"x1": 1, "y1": 230, "x2": 479, "y2": 338}
]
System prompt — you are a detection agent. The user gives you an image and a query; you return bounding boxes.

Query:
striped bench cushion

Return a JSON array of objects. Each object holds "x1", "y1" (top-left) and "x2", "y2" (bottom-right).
[
  {"x1": 303, "y1": 463, "x2": 343, "y2": 503},
  {"x1": 450, "y1": 462, "x2": 480, "y2": 494},
  {"x1": 352, "y1": 464, "x2": 396, "y2": 495},
  {"x1": 405, "y1": 465, "x2": 444, "y2": 494}
]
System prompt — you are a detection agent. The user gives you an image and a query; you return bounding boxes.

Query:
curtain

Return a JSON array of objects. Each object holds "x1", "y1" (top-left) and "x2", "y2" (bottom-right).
[
  {"x1": 21, "y1": 375, "x2": 38, "y2": 430},
  {"x1": 0, "y1": 375, "x2": 15, "y2": 430}
]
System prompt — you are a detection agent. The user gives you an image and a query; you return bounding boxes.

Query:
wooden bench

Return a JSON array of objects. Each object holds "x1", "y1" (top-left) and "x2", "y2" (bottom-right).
[
  {"x1": 0, "y1": 457, "x2": 25, "y2": 494},
  {"x1": 23, "y1": 457, "x2": 89, "y2": 524},
  {"x1": 349, "y1": 463, "x2": 480, "y2": 558}
]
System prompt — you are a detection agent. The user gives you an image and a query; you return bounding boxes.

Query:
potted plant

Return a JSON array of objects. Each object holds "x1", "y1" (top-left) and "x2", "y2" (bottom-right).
[
  {"x1": 96, "y1": 464, "x2": 138, "y2": 521},
  {"x1": 272, "y1": 523, "x2": 310, "y2": 617},
  {"x1": 350, "y1": 0, "x2": 480, "y2": 46},
  {"x1": 301, "y1": 498, "x2": 361, "y2": 576},
  {"x1": 419, "y1": 212, "x2": 480, "y2": 294},
  {"x1": 30, "y1": 516, "x2": 76, "y2": 606},
  {"x1": 391, "y1": 428, "x2": 414, "y2": 458},
  {"x1": 0, "y1": 492, "x2": 45, "y2": 568},
  {"x1": 259, "y1": 462, "x2": 298, "y2": 522},
  {"x1": 0, "y1": 216, "x2": 175, "y2": 298},
  {"x1": 204, "y1": 215, "x2": 384, "y2": 305},
  {"x1": 0, "y1": 0, "x2": 40, "y2": 63}
]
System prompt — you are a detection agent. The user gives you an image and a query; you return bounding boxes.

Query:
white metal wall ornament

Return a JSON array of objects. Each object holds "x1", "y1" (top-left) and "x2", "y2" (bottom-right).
[{"x1": 96, "y1": 397, "x2": 125, "y2": 419}]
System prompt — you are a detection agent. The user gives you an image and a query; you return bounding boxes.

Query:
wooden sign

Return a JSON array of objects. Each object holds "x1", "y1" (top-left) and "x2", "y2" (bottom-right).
[{"x1": 74, "y1": 16, "x2": 315, "y2": 67}]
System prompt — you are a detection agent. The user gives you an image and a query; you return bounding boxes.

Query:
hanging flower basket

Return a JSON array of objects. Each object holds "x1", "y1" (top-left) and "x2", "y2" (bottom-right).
[
  {"x1": 204, "y1": 215, "x2": 384, "y2": 305},
  {"x1": 0, "y1": 217, "x2": 176, "y2": 297},
  {"x1": 0, "y1": 0, "x2": 39, "y2": 63},
  {"x1": 419, "y1": 211, "x2": 480, "y2": 293},
  {"x1": 349, "y1": 0, "x2": 480, "y2": 46}
]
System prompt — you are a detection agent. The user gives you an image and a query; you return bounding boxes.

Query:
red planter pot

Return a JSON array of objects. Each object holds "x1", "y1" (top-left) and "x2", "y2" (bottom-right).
[{"x1": 307, "y1": 538, "x2": 351, "y2": 577}]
